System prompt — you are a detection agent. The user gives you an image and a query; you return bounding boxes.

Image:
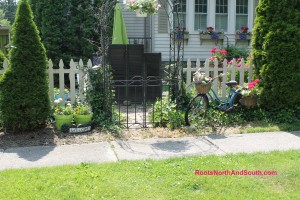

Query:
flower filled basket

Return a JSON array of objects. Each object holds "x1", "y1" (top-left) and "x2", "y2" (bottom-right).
[
  {"x1": 241, "y1": 95, "x2": 258, "y2": 108},
  {"x1": 124, "y1": 0, "x2": 161, "y2": 16},
  {"x1": 240, "y1": 79, "x2": 261, "y2": 108},
  {"x1": 195, "y1": 82, "x2": 212, "y2": 94},
  {"x1": 193, "y1": 71, "x2": 212, "y2": 94}
]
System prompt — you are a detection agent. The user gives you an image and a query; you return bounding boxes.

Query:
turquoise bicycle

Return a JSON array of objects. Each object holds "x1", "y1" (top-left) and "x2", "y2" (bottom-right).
[{"x1": 185, "y1": 80, "x2": 242, "y2": 126}]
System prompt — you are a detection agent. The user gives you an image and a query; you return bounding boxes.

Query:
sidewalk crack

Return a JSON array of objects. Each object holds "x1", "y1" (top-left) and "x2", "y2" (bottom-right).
[{"x1": 109, "y1": 141, "x2": 120, "y2": 161}]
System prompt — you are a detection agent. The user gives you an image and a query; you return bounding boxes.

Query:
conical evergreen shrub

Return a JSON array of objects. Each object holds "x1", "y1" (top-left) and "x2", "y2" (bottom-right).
[
  {"x1": 252, "y1": 0, "x2": 300, "y2": 111},
  {"x1": 0, "y1": 0, "x2": 50, "y2": 132}
]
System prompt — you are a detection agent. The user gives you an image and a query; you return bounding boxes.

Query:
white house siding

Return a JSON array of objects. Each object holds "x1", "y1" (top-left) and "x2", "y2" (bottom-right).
[
  {"x1": 122, "y1": 6, "x2": 151, "y2": 38},
  {"x1": 152, "y1": 0, "x2": 256, "y2": 62}
]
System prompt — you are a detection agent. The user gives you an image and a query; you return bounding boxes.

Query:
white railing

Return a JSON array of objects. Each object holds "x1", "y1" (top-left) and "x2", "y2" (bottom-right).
[
  {"x1": 183, "y1": 58, "x2": 253, "y2": 99},
  {"x1": 0, "y1": 59, "x2": 92, "y2": 105}
]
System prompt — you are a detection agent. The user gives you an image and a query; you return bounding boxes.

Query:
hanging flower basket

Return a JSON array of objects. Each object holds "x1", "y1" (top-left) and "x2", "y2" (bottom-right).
[
  {"x1": 195, "y1": 83, "x2": 212, "y2": 94},
  {"x1": 125, "y1": 0, "x2": 161, "y2": 16},
  {"x1": 136, "y1": 9, "x2": 147, "y2": 17},
  {"x1": 241, "y1": 95, "x2": 258, "y2": 108}
]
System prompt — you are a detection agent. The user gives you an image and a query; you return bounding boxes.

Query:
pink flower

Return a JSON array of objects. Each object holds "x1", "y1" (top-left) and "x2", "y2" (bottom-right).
[
  {"x1": 248, "y1": 84, "x2": 255, "y2": 89},
  {"x1": 209, "y1": 57, "x2": 214, "y2": 61},
  {"x1": 237, "y1": 64, "x2": 241, "y2": 67},
  {"x1": 237, "y1": 58, "x2": 242, "y2": 62},
  {"x1": 211, "y1": 47, "x2": 217, "y2": 54},
  {"x1": 254, "y1": 79, "x2": 260, "y2": 83},
  {"x1": 228, "y1": 60, "x2": 233, "y2": 65}
]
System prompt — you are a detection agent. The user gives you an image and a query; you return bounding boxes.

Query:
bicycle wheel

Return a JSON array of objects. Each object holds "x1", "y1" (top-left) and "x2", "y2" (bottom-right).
[{"x1": 185, "y1": 94, "x2": 209, "y2": 126}]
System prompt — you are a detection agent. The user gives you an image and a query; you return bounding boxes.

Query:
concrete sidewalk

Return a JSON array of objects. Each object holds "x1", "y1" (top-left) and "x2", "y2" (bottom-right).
[{"x1": 1, "y1": 131, "x2": 300, "y2": 171}]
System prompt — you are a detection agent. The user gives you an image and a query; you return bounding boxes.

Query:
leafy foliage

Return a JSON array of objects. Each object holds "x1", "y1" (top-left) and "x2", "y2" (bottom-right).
[
  {"x1": 86, "y1": 65, "x2": 120, "y2": 133},
  {"x1": 252, "y1": 0, "x2": 300, "y2": 110},
  {"x1": 0, "y1": 0, "x2": 17, "y2": 24},
  {"x1": 150, "y1": 96, "x2": 185, "y2": 129},
  {"x1": 0, "y1": 0, "x2": 50, "y2": 132}
]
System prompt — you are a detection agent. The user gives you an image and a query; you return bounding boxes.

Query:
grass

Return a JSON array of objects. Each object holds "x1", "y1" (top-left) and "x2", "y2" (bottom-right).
[
  {"x1": 241, "y1": 121, "x2": 300, "y2": 133},
  {"x1": 1, "y1": 150, "x2": 300, "y2": 199}
]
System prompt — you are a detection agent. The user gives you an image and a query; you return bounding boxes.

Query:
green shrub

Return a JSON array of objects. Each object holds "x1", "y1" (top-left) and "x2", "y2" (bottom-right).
[
  {"x1": 86, "y1": 65, "x2": 121, "y2": 134},
  {"x1": 150, "y1": 97, "x2": 185, "y2": 129},
  {"x1": 252, "y1": 0, "x2": 300, "y2": 111},
  {"x1": 225, "y1": 46, "x2": 249, "y2": 61},
  {"x1": 0, "y1": 0, "x2": 50, "y2": 132}
]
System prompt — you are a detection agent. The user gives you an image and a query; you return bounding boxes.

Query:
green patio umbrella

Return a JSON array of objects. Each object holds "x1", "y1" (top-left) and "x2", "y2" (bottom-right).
[{"x1": 112, "y1": 3, "x2": 128, "y2": 44}]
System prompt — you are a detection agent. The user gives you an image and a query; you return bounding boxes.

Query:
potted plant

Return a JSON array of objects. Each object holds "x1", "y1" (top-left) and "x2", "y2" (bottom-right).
[
  {"x1": 53, "y1": 98, "x2": 74, "y2": 130},
  {"x1": 240, "y1": 79, "x2": 261, "y2": 108},
  {"x1": 199, "y1": 26, "x2": 224, "y2": 44},
  {"x1": 173, "y1": 26, "x2": 189, "y2": 40},
  {"x1": 73, "y1": 103, "x2": 93, "y2": 125},
  {"x1": 193, "y1": 71, "x2": 212, "y2": 94},
  {"x1": 124, "y1": 0, "x2": 161, "y2": 17},
  {"x1": 236, "y1": 26, "x2": 252, "y2": 42}
]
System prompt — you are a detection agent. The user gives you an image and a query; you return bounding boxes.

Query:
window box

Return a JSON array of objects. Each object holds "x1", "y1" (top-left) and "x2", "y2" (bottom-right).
[
  {"x1": 199, "y1": 33, "x2": 224, "y2": 45},
  {"x1": 175, "y1": 33, "x2": 189, "y2": 40},
  {"x1": 235, "y1": 34, "x2": 252, "y2": 40},
  {"x1": 235, "y1": 34, "x2": 252, "y2": 45}
]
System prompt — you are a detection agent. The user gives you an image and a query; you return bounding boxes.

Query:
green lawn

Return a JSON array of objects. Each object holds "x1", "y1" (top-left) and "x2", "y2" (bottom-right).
[{"x1": 1, "y1": 150, "x2": 299, "y2": 200}]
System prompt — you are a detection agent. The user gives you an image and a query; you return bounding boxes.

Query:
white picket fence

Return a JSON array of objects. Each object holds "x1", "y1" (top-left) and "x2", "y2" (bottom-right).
[
  {"x1": 0, "y1": 59, "x2": 92, "y2": 105},
  {"x1": 183, "y1": 58, "x2": 253, "y2": 99}
]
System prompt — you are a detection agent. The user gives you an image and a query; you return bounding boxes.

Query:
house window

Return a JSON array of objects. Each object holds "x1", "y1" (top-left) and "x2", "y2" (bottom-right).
[
  {"x1": 194, "y1": 0, "x2": 207, "y2": 31},
  {"x1": 236, "y1": 0, "x2": 248, "y2": 30},
  {"x1": 215, "y1": 0, "x2": 228, "y2": 32},
  {"x1": 174, "y1": 0, "x2": 186, "y2": 28}
]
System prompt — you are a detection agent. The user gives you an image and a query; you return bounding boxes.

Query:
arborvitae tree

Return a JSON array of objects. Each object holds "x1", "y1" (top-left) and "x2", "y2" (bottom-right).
[
  {"x1": 253, "y1": 0, "x2": 300, "y2": 110},
  {"x1": 40, "y1": 0, "x2": 72, "y2": 65},
  {"x1": 69, "y1": 0, "x2": 97, "y2": 62},
  {"x1": 0, "y1": 0, "x2": 17, "y2": 24},
  {"x1": 0, "y1": 0, "x2": 50, "y2": 132},
  {"x1": 252, "y1": 0, "x2": 272, "y2": 76}
]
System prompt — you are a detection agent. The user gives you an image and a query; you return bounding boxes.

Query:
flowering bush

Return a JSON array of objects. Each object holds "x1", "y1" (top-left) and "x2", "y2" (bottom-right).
[
  {"x1": 53, "y1": 98, "x2": 73, "y2": 115},
  {"x1": 209, "y1": 47, "x2": 228, "y2": 66},
  {"x1": 240, "y1": 79, "x2": 261, "y2": 97},
  {"x1": 193, "y1": 71, "x2": 212, "y2": 84},
  {"x1": 74, "y1": 103, "x2": 92, "y2": 115},
  {"x1": 199, "y1": 26, "x2": 224, "y2": 39},
  {"x1": 124, "y1": 0, "x2": 161, "y2": 15}
]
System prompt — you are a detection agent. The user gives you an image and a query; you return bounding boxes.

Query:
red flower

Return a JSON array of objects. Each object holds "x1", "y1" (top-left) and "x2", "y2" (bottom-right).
[
  {"x1": 254, "y1": 79, "x2": 260, "y2": 83},
  {"x1": 219, "y1": 49, "x2": 228, "y2": 55},
  {"x1": 211, "y1": 47, "x2": 217, "y2": 54}
]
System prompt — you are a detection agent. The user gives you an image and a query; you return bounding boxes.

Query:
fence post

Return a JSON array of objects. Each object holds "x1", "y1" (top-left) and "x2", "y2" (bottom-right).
[
  {"x1": 248, "y1": 60, "x2": 253, "y2": 82},
  {"x1": 213, "y1": 59, "x2": 219, "y2": 93},
  {"x1": 186, "y1": 58, "x2": 192, "y2": 92},
  {"x1": 78, "y1": 59, "x2": 85, "y2": 102},
  {"x1": 222, "y1": 59, "x2": 228, "y2": 99},
  {"x1": 230, "y1": 59, "x2": 236, "y2": 81},
  {"x1": 69, "y1": 59, "x2": 76, "y2": 104},
  {"x1": 239, "y1": 58, "x2": 245, "y2": 86},
  {"x1": 59, "y1": 59, "x2": 65, "y2": 105},
  {"x1": 48, "y1": 59, "x2": 54, "y2": 105}
]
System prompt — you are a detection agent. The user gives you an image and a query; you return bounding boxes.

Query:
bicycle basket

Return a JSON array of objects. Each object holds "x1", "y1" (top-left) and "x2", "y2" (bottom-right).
[{"x1": 195, "y1": 83, "x2": 211, "y2": 94}]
